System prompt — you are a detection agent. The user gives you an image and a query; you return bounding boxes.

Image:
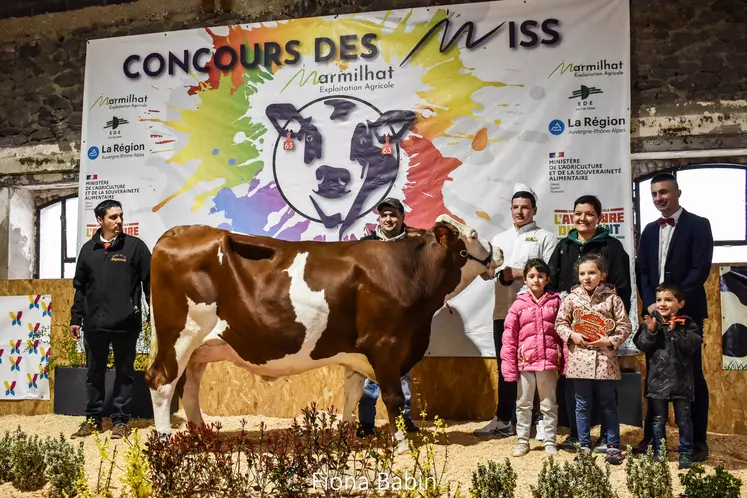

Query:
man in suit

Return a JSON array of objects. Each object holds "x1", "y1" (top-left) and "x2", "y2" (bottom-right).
[{"x1": 634, "y1": 173, "x2": 713, "y2": 461}]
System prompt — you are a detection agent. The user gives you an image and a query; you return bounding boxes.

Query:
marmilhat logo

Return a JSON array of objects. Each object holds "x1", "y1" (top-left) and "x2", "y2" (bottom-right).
[
  {"x1": 87, "y1": 146, "x2": 100, "y2": 160},
  {"x1": 548, "y1": 119, "x2": 565, "y2": 135}
]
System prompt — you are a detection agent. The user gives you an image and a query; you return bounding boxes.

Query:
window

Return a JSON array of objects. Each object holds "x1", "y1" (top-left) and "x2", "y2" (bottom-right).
[
  {"x1": 37, "y1": 195, "x2": 78, "y2": 279},
  {"x1": 634, "y1": 164, "x2": 747, "y2": 264}
]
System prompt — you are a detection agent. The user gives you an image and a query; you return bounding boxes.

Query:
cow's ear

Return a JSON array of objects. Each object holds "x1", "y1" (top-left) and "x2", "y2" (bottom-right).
[
  {"x1": 434, "y1": 225, "x2": 453, "y2": 247},
  {"x1": 372, "y1": 110, "x2": 417, "y2": 142}
]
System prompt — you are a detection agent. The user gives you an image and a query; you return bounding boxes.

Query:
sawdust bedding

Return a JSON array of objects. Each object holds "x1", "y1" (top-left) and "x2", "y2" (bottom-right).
[{"x1": 1, "y1": 411, "x2": 746, "y2": 497}]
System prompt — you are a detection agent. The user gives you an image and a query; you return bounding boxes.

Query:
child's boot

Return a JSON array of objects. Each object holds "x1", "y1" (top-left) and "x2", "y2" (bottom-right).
[{"x1": 679, "y1": 451, "x2": 693, "y2": 470}]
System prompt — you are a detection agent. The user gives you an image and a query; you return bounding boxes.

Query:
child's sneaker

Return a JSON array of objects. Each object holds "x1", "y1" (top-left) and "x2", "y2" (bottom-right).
[
  {"x1": 679, "y1": 452, "x2": 693, "y2": 470},
  {"x1": 573, "y1": 446, "x2": 592, "y2": 462},
  {"x1": 545, "y1": 444, "x2": 558, "y2": 456},
  {"x1": 474, "y1": 417, "x2": 514, "y2": 437},
  {"x1": 605, "y1": 449, "x2": 624, "y2": 466},
  {"x1": 560, "y1": 434, "x2": 579, "y2": 452},
  {"x1": 593, "y1": 437, "x2": 608, "y2": 454},
  {"x1": 512, "y1": 442, "x2": 530, "y2": 457}
]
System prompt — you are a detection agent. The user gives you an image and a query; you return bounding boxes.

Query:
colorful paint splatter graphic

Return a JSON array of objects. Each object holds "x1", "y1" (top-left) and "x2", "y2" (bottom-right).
[{"x1": 152, "y1": 8, "x2": 518, "y2": 239}]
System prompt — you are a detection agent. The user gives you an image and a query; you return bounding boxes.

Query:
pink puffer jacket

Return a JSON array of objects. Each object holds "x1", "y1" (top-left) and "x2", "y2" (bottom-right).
[{"x1": 501, "y1": 291, "x2": 565, "y2": 382}]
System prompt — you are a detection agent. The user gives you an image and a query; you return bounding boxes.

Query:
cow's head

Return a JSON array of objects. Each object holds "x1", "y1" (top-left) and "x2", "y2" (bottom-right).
[{"x1": 433, "y1": 214, "x2": 504, "y2": 301}]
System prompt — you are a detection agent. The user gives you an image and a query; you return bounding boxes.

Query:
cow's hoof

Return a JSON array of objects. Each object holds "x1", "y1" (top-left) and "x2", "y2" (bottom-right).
[
  {"x1": 155, "y1": 431, "x2": 171, "y2": 442},
  {"x1": 396, "y1": 440, "x2": 409, "y2": 454}
]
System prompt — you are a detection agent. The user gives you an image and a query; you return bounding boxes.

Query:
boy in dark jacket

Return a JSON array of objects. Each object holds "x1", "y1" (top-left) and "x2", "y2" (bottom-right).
[{"x1": 633, "y1": 283, "x2": 702, "y2": 469}]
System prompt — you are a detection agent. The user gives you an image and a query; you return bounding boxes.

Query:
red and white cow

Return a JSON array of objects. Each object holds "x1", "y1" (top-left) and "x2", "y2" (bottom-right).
[{"x1": 145, "y1": 215, "x2": 502, "y2": 438}]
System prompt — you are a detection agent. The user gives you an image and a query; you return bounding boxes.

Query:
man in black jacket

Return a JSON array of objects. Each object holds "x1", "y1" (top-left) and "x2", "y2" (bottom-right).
[
  {"x1": 70, "y1": 199, "x2": 151, "y2": 439},
  {"x1": 356, "y1": 197, "x2": 420, "y2": 436}
]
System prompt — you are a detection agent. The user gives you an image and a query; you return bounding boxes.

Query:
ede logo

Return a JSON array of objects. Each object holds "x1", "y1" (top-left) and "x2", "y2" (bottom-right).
[
  {"x1": 548, "y1": 120, "x2": 565, "y2": 135},
  {"x1": 87, "y1": 146, "x2": 100, "y2": 160}
]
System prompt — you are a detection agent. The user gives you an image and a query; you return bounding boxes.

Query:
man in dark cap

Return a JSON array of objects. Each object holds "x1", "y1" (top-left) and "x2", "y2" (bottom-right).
[{"x1": 356, "y1": 197, "x2": 420, "y2": 436}]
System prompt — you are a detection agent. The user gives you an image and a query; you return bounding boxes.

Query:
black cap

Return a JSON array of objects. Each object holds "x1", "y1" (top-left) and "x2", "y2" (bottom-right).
[{"x1": 377, "y1": 197, "x2": 405, "y2": 215}]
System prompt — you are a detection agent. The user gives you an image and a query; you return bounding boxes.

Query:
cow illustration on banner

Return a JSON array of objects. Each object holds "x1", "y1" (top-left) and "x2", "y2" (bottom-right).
[
  {"x1": 266, "y1": 99, "x2": 416, "y2": 239},
  {"x1": 720, "y1": 265, "x2": 747, "y2": 370},
  {"x1": 78, "y1": 0, "x2": 631, "y2": 357}
]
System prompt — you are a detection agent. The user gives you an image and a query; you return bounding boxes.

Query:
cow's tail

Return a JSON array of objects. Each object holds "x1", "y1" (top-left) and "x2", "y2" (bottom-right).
[{"x1": 147, "y1": 299, "x2": 158, "y2": 369}]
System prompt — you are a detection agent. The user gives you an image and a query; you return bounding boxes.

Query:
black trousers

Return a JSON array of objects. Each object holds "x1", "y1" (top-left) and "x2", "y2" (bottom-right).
[
  {"x1": 651, "y1": 398, "x2": 693, "y2": 454},
  {"x1": 84, "y1": 330, "x2": 139, "y2": 425},
  {"x1": 493, "y1": 319, "x2": 518, "y2": 423},
  {"x1": 642, "y1": 344, "x2": 709, "y2": 445}
]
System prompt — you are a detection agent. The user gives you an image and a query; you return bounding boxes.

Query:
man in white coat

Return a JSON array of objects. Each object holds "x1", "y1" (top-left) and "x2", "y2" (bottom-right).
[{"x1": 475, "y1": 183, "x2": 558, "y2": 437}]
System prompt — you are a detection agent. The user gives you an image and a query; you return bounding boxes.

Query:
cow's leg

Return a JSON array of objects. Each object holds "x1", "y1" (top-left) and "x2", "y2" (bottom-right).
[
  {"x1": 149, "y1": 376, "x2": 177, "y2": 437},
  {"x1": 342, "y1": 368, "x2": 366, "y2": 422},
  {"x1": 181, "y1": 360, "x2": 207, "y2": 427},
  {"x1": 377, "y1": 371, "x2": 408, "y2": 451},
  {"x1": 146, "y1": 299, "x2": 219, "y2": 436}
]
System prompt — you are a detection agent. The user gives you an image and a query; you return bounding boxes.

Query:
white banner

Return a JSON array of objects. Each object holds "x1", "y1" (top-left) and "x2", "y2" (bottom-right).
[
  {"x1": 78, "y1": 0, "x2": 632, "y2": 357},
  {"x1": 0, "y1": 295, "x2": 52, "y2": 400}
]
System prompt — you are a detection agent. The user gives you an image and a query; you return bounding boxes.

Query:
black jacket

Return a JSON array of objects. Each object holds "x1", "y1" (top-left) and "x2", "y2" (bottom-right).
[
  {"x1": 633, "y1": 313, "x2": 702, "y2": 401},
  {"x1": 71, "y1": 230, "x2": 151, "y2": 333},
  {"x1": 548, "y1": 226, "x2": 632, "y2": 313}
]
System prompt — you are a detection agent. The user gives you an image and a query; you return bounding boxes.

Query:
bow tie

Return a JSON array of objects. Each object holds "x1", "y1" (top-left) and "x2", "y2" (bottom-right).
[{"x1": 658, "y1": 217, "x2": 675, "y2": 227}]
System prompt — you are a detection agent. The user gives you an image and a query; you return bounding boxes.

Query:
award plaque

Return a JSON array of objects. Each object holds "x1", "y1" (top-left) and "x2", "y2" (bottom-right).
[{"x1": 571, "y1": 309, "x2": 615, "y2": 342}]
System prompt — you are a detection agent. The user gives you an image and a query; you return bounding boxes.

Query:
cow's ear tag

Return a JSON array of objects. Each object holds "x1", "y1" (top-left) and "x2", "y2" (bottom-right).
[
  {"x1": 283, "y1": 131, "x2": 294, "y2": 151},
  {"x1": 381, "y1": 135, "x2": 393, "y2": 155}
]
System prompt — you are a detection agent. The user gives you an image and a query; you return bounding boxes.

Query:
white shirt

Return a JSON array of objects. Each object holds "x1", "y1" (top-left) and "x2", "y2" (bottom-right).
[
  {"x1": 658, "y1": 207, "x2": 683, "y2": 284},
  {"x1": 490, "y1": 221, "x2": 558, "y2": 319}
]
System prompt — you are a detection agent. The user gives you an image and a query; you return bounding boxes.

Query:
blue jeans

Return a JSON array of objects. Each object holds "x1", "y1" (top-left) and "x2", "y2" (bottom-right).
[
  {"x1": 574, "y1": 379, "x2": 620, "y2": 450},
  {"x1": 358, "y1": 373, "x2": 412, "y2": 425},
  {"x1": 651, "y1": 398, "x2": 693, "y2": 455}
]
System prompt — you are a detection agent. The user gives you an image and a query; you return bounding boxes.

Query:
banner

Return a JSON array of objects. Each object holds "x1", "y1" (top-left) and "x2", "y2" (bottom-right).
[
  {"x1": 721, "y1": 265, "x2": 747, "y2": 370},
  {"x1": 78, "y1": 0, "x2": 632, "y2": 357},
  {"x1": 0, "y1": 295, "x2": 52, "y2": 400}
]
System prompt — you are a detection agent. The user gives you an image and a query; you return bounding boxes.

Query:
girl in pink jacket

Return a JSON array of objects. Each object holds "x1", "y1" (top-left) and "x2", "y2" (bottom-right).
[{"x1": 501, "y1": 258, "x2": 564, "y2": 457}]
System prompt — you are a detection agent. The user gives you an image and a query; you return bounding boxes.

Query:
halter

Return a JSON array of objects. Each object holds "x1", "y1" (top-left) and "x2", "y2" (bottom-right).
[{"x1": 460, "y1": 241, "x2": 493, "y2": 268}]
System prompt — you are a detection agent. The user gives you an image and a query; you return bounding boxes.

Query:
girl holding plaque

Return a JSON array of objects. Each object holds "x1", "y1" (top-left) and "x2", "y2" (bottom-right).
[{"x1": 555, "y1": 253, "x2": 632, "y2": 465}]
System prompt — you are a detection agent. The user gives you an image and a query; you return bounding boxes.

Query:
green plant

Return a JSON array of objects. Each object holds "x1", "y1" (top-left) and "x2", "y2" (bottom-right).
[
  {"x1": 679, "y1": 464, "x2": 742, "y2": 498},
  {"x1": 0, "y1": 430, "x2": 12, "y2": 483},
  {"x1": 393, "y1": 412, "x2": 462, "y2": 498},
  {"x1": 45, "y1": 432, "x2": 86, "y2": 498},
  {"x1": 470, "y1": 458, "x2": 516, "y2": 498},
  {"x1": 569, "y1": 451, "x2": 618, "y2": 498},
  {"x1": 120, "y1": 429, "x2": 152, "y2": 497},
  {"x1": 90, "y1": 428, "x2": 116, "y2": 497},
  {"x1": 10, "y1": 426, "x2": 47, "y2": 491},
  {"x1": 530, "y1": 456, "x2": 573, "y2": 498},
  {"x1": 625, "y1": 443, "x2": 672, "y2": 498}
]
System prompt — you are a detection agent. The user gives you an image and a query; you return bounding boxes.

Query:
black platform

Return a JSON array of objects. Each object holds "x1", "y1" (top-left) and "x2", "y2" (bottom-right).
[{"x1": 53, "y1": 367, "x2": 178, "y2": 419}]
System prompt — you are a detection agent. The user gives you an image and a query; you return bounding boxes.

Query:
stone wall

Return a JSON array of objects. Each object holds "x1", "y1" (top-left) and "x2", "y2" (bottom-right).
[{"x1": 0, "y1": 0, "x2": 745, "y2": 157}]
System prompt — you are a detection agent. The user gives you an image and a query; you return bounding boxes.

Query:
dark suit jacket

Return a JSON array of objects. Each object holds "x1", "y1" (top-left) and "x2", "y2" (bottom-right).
[{"x1": 636, "y1": 209, "x2": 713, "y2": 327}]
